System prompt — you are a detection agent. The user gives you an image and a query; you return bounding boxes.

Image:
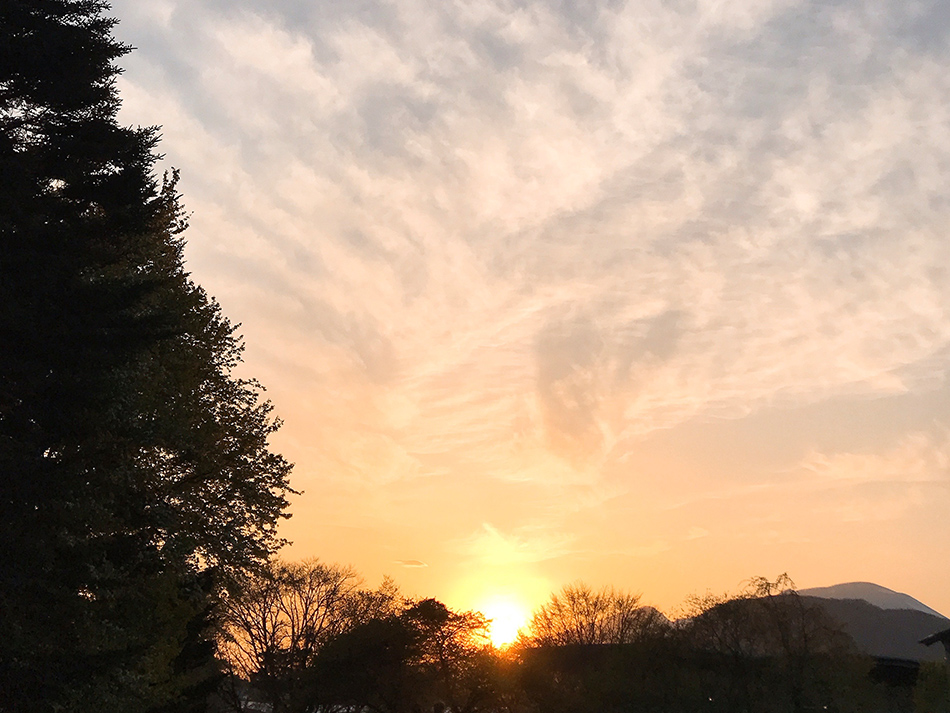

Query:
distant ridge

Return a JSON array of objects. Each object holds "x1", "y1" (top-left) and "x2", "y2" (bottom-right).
[
  {"x1": 799, "y1": 582, "x2": 947, "y2": 619},
  {"x1": 800, "y1": 596, "x2": 948, "y2": 661}
]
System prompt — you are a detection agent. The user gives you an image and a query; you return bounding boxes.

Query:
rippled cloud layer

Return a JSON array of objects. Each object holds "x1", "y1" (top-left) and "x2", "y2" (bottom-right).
[{"x1": 113, "y1": 0, "x2": 950, "y2": 614}]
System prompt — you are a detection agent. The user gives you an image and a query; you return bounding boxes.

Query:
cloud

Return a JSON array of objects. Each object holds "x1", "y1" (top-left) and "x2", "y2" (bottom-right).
[
  {"x1": 115, "y1": 1, "x2": 950, "y2": 442},
  {"x1": 802, "y1": 429, "x2": 950, "y2": 487},
  {"x1": 686, "y1": 527, "x2": 709, "y2": 541},
  {"x1": 454, "y1": 523, "x2": 577, "y2": 567},
  {"x1": 395, "y1": 559, "x2": 428, "y2": 568},
  {"x1": 605, "y1": 541, "x2": 674, "y2": 559},
  {"x1": 671, "y1": 428, "x2": 950, "y2": 527},
  {"x1": 108, "y1": 0, "x2": 950, "y2": 605}
]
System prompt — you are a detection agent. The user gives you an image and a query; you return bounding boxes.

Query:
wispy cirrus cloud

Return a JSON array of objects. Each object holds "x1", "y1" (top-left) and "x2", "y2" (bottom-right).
[
  {"x1": 803, "y1": 430, "x2": 950, "y2": 486},
  {"x1": 111, "y1": 0, "x2": 950, "y2": 612},
  {"x1": 454, "y1": 522, "x2": 578, "y2": 567}
]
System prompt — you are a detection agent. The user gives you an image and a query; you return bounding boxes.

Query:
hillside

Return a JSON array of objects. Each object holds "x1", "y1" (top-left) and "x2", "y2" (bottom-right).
[{"x1": 802, "y1": 596, "x2": 949, "y2": 662}]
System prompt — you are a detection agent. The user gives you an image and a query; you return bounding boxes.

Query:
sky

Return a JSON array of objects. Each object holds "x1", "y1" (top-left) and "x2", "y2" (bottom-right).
[{"x1": 110, "y1": 0, "x2": 950, "y2": 622}]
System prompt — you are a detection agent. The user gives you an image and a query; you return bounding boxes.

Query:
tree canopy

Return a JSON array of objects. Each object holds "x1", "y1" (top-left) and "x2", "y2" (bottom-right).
[
  {"x1": 524, "y1": 582, "x2": 668, "y2": 647},
  {"x1": 0, "y1": 2, "x2": 293, "y2": 710}
]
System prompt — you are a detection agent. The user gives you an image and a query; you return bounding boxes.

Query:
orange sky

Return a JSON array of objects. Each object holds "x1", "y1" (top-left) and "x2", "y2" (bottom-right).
[{"x1": 113, "y1": 0, "x2": 950, "y2": 623}]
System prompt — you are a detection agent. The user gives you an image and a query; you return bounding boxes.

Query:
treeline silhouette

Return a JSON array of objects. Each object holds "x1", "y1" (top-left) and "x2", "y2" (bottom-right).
[
  {"x1": 4, "y1": 4, "x2": 948, "y2": 713},
  {"x1": 213, "y1": 567, "x2": 949, "y2": 713}
]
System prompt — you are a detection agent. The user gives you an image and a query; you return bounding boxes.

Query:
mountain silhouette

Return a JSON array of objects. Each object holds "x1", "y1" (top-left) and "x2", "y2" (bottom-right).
[
  {"x1": 799, "y1": 594, "x2": 949, "y2": 661},
  {"x1": 799, "y1": 582, "x2": 946, "y2": 619}
]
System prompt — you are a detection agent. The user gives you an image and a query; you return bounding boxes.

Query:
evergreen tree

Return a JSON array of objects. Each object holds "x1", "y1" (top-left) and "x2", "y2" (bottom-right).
[{"x1": 0, "y1": 2, "x2": 294, "y2": 710}]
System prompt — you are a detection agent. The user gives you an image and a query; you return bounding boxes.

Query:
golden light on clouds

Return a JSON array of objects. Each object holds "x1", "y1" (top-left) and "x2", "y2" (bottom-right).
[{"x1": 112, "y1": 0, "x2": 950, "y2": 618}]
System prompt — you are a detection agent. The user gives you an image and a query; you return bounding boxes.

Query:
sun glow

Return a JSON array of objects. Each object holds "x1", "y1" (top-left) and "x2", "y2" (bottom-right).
[{"x1": 480, "y1": 596, "x2": 530, "y2": 648}]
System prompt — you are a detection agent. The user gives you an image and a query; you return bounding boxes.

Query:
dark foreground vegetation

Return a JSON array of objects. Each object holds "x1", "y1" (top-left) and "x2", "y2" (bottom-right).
[
  {"x1": 1, "y1": 2, "x2": 293, "y2": 711},
  {"x1": 2, "y1": 3, "x2": 948, "y2": 713},
  {"x1": 213, "y1": 567, "x2": 949, "y2": 713}
]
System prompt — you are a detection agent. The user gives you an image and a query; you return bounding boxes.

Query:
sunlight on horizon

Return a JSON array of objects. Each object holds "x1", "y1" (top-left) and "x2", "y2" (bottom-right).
[{"x1": 479, "y1": 595, "x2": 531, "y2": 648}]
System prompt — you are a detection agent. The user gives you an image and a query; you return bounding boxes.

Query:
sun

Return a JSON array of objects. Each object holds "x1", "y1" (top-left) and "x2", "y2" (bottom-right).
[{"x1": 480, "y1": 596, "x2": 530, "y2": 648}]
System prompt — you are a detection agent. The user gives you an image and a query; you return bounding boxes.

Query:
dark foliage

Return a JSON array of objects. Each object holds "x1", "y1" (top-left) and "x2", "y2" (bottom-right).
[
  {"x1": 214, "y1": 567, "x2": 946, "y2": 713},
  {"x1": 0, "y1": 2, "x2": 293, "y2": 710},
  {"x1": 803, "y1": 596, "x2": 950, "y2": 662},
  {"x1": 218, "y1": 560, "x2": 370, "y2": 713},
  {"x1": 514, "y1": 576, "x2": 890, "y2": 713},
  {"x1": 305, "y1": 598, "x2": 495, "y2": 713},
  {"x1": 522, "y1": 582, "x2": 669, "y2": 647},
  {"x1": 914, "y1": 662, "x2": 950, "y2": 713}
]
